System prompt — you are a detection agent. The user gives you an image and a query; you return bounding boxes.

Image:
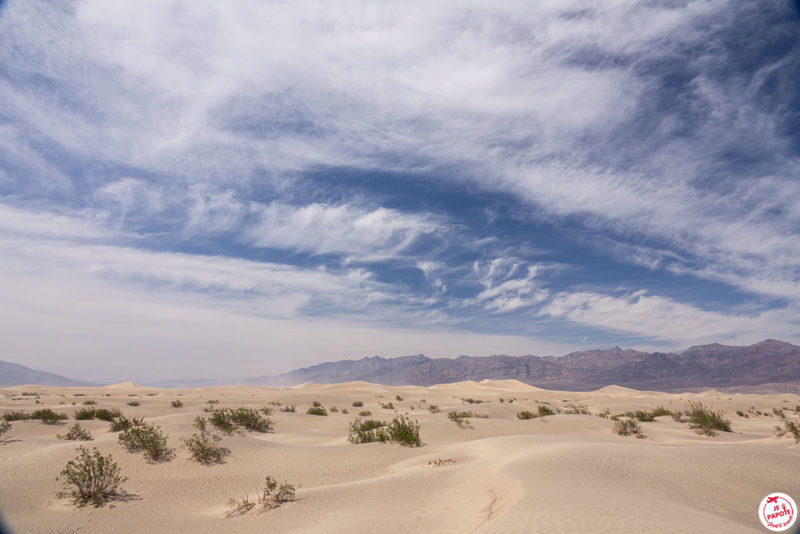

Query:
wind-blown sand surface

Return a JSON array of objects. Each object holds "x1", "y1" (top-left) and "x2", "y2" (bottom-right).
[{"x1": 1, "y1": 380, "x2": 799, "y2": 533}]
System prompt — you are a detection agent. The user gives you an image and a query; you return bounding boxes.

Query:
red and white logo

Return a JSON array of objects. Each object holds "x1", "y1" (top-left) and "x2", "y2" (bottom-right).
[{"x1": 759, "y1": 493, "x2": 797, "y2": 532}]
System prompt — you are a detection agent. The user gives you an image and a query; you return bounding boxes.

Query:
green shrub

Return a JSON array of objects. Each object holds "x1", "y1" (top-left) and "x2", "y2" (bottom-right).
[
  {"x1": 82, "y1": 400, "x2": 96, "y2": 405},
  {"x1": 395, "y1": 395, "x2": 403, "y2": 401},
  {"x1": 341, "y1": 408, "x2": 349, "y2": 414},
  {"x1": 126, "y1": 401, "x2": 140, "y2": 407},
  {"x1": 447, "y1": 411, "x2": 471, "y2": 427},
  {"x1": 347, "y1": 419, "x2": 389, "y2": 444},
  {"x1": 119, "y1": 422, "x2": 172, "y2": 462},
  {"x1": 259, "y1": 406, "x2": 273, "y2": 416},
  {"x1": 736, "y1": 410, "x2": 746, "y2": 417},
  {"x1": 94, "y1": 409, "x2": 123, "y2": 422},
  {"x1": 225, "y1": 475, "x2": 296, "y2": 517},
  {"x1": 74, "y1": 407, "x2": 96, "y2": 420},
  {"x1": 562, "y1": 404, "x2": 590, "y2": 415},
  {"x1": 3, "y1": 410, "x2": 31, "y2": 422},
  {"x1": 108, "y1": 415, "x2": 143, "y2": 432},
  {"x1": 280, "y1": 405, "x2": 296, "y2": 413},
  {"x1": 784, "y1": 421, "x2": 800, "y2": 443},
  {"x1": 613, "y1": 418, "x2": 646, "y2": 438},
  {"x1": 57, "y1": 446, "x2": 126, "y2": 507},
  {"x1": 0, "y1": 421, "x2": 11, "y2": 442},
  {"x1": 626, "y1": 410, "x2": 655, "y2": 422},
  {"x1": 32, "y1": 409, "x2": 68, "y2": 424},
  {"x1": 58, "y1": 423, "x2": 93, "y2": 441},
  {"x1": 330, "y1": 406, "x2": 339, "y2": 413},
  {"x1": 182, "y1": 417, "x2": 228, "y2": 465},
  {"x1": 517, "y1": 410, "x2": 536, "y2": 420},
  {"x1": 537, "y1": 405, "x2": 555, "y2": 417},
  {"x1": 427, "y1": 404, "x2": 440, "y2": 414},
  {"x1": 306, "y1": 406, "x2": 328, "y2": 416},
  {"x1": 651, "y1": 406, "x2": 672, "y2": 417},
  {"x1": 358, "y1": 410, "x2": 372, "y2": 417},
  {"x1": 352, "y1": 401, "x2": 363, "y2": 407},
  {"x1": 311, "y1": 400, "x2": 322, "y2": 408},
  {"x1": 685, "y1": 401, "x2": 731, "y2": 436},
  {"x1": 773, "y1": 408, "x2": 786, "y2": 419},
  {"x1": 386, "y1": 414, "x2": 421, "y2": 447},
  {"x1": 461, "y1": 398, "x2": 483, "y2": 404},
  {"x1": 209, "y1": 408, "x2": 274, "y2": 434},
  {"x1": 171, "y1": 400, "x2": 183, "y2": 408}
]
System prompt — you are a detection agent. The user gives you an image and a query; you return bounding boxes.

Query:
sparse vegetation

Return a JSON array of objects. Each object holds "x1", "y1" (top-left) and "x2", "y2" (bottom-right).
[
  {"x1": 57, "y1": 446, "x2": 126, "y2": 507},
  {"x1": 209, "y1": 408, "x2": 274, "y2": 435},
  {"x1": 773, "y1": 408, "x2": 786, "y2": 419},
  {"x1": 58, "y1": 423, "x2": 93, "y2": 441},
  {"x1": 126, "y1": 401, "x2": 140, "y2": 407},
  {"x1": 651, "y1": 406, "x2": 672, "y2": 417},
  {"x1": 461, "y1": 398, "x2": 484, "y2": 404},
  {"x1": 736, "y1": 410, "x2": 746, "y2": 417},
  {"x1": 0, "y1": 421, "x2": 11, "y2": 442},
  {"x1": 381, "y1": 402, "x2": 394, "y2": 410},
  {"x1": 517, "y1": 410, "x2": 536, "y2": 420},
  {"x1": 784, "y1": 421, "x2": 800, "y2": 443},
  {"x1": 347, "y1": 415, "x2": 421, "y2": 446},
  {"x1": 74, "y1": 407, "x2": 96, "y2": 420},
  {"x1": 306, "y1": 406, "x2": 328, "y2": 416},
  {"x1": 118, "y1": 422, "x2": 172, "y2": 462},
  {"x1": 330, "y1": 406, "x2": 339, "y2": 413},
  {"x1": 427, "y1": 404, "x2": 440, "y2": 414},
  {"x1": 182, "y1": 417, "x2": 228, "y2": 465},
  {"x1": 82, "y1": 400, "x2": 96, "y2": 405},
  {"x1": 171, "y1": 400, "x2": 183, "y2": 408},
  {"x1": 311, "y1": 400, "x2": 322, "y2": 408},
  {"x1": 685, "y1": 401, "x2": 731, "y2": 436},
  {"x1": 613, "y1": 418, "x2": 646, "y2": 438},
  {"x1": 352, "y1": 401, "x2": 363, "y2": 407},
  {"x1": 625, "y1": 410, "x2": 655, "y2": 422},
  {"x1": 395, "y1": 395, "x2": 403, "y2": 401},
  {"x1": 225, "y1": 476, "x2": 297, "y2": 517},
  {"x1": 358, "y1": 410, "x2": 372, "y2": 417},
  {"x1": 562, "y1": 404, "x2": 590, "y2": 415},
  {"x1": 280, "y1": 405, "x2": 296, "y2": 413},
  {"x1": 108, "y1": 415, "x2": 143, "y2": 432},
  {"x1": 428, "y1": 458, "x2": 455, "y2": 467},
  {"x1": 14, "y1": 408, "x2": 69, "y2": 424},
  {"x1": 447, "y1": 411, "x2": 471, "y2": 427},
  {"x1": 94, "y1": 409, "x2": 123, "y2": 422},
  {"x1": 537, "y1": 405, "x2": 555, "y2": 417}
]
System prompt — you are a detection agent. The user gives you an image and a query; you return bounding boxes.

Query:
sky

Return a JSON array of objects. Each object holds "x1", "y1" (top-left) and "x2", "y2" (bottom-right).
[{"x1": 1, "y1": 1, "x2": 800, "y2": 383}]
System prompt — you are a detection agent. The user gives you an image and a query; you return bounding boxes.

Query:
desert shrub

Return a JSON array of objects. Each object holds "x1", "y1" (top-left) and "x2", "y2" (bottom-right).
[
  {"x1": 230, "y1": 408, "x2": 273, "y2": 432},
  {"x1": 517, "y1": 410, "x2": 536, "y2": 420},
  {"x1": 736, "y1": 410, "x2": 746, "y2": 417},
  {"x1": 685, "y1": 401, "x2": 731, "y2": 436},
  {"x1": 94, "y1": 409, "x2": 122, "y2": 422},
  {"x1": 259, "y1": 406, "x2": 273, "y2": 416},
  {"x1": 32, "y1": 409, "x2": 68, "y2": 424},
  {"x1": 347, "y1": 419, "x2": 389, "y2": 444},
  {"x1": 171, "y1": 400, "x2": 183, "y2": 408},
  {"x1": 208, "y1": 409, "x2": 237, "y2": 435},
  {"x1": 306, "y1": 406, "x2": 328, "y2": 416},
  {"x1": 280, "y1": 405, "x2": 296, "y2": 413},
  {"x1": 0, "y1": 421, "x2": 11, "y2": 442},
  {"x1": 381, "y1": 402, "x2": 394, "y2": 410},
  {"x1": 651, "y1": 406, "x2": 672, "y2": 417},
  {"x1": 773, "y1": 408, "x2": 786, "y2": 419},
  {"x1": 268, "y1": 400, "x2": 282, "y2": 406},
  {"x1": 82, "y1": 400, "x2": 96, "y2": 405},
  {"x1": 613, "y1": 418, "x2": 646, "y2": 438},
  {"x1": 427, "y1": 404, "x2": 440, "y2": 414},
  {"x1": 58, "y1": 423, "x2": 93, "y2": 441},
  {"x1": 461, "y1": 398, "x2": 483, "y2": 404},
  {"x1": 73, "y1": 394, "x2": 86, "y2": 397},
  {"x1": 207, "y1": 399, "x2": 219, "y2": 405},
  {"x1": 126, "y1": 401, "x2": 140, "y2": 407},
  {"x1": 74, "y1": 407, "x2": 96, "y2": 420},
  {"x1": 182, "y1": 417, "x2": 228, "y2": 465},
  {"x1": 352, "y1": 401, "x2": 363, "y2": 407},
  {"x1": 447, "y1": 411, "x2": 471, "y2": 427},
  {"x1": 358, "y1": 410, "x2": 372, "y2": 417},
  {"x1": 596, "y1": 408, "x2": 611, "y2": 419},
  {"x1": 3, "y1": 410, "x2": 31, "y2": 422},
  {"x1": 311, "y1": 400, "x2": 322, "y2": 408},
  {"x1": 341, "y1": 408, "x2": 349, "y2": 414},
  {"x1": 21, "y1": 391, "x2": 38, "y2": 396},
  {"x1": 537, "y1": 405, "x2": 555, "y2": 417},
  {"x1": 626, "y1": 410, "x2": 655, "y2": 422},
  {"x1": 119, "y1": 422, "x2": 172, "y2": 461},
  {"x1": 671, "y1": 411, "x2": 685, "y2": 423},
  {"x1": 386, "y1": 415, "x2": 421, "y2": 447},
  {"x1": 395, "y1": 395, "x2": 403, "y2": 401},
  {"x1": 784, "y1": 421, "x2": 800, "y2": 443},
  {"x1": 57, "y1": 446, "x2": 126, "y2": 507},
  {"x1": 108, "y1": 415, "x2": 143, "y2": 432},
  {"x1": 225, "y1": 476, "x2": 296, "y2": 517},
  {"x1": 330, "y1": 406, "x2": 339, "y2": 413},
  {"x1": 562, "y1": 404, "x2": 590, "y2": 415}
]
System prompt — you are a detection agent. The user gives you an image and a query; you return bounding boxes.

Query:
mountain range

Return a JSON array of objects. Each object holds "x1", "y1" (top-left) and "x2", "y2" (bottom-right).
[{"x1": 3, "y1": 339, "x2": 800, "y2": 393}]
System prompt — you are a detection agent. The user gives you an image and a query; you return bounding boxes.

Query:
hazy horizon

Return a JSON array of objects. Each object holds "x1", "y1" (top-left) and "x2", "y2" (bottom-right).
[{"x1": 1, "y1": 1, "x2": 799, "y2": 382}]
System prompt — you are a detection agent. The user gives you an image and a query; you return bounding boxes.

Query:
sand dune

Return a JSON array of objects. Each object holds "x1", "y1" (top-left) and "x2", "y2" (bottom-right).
[{"x1": 1, "y1": 382, "x2": 799, "y2": 533}]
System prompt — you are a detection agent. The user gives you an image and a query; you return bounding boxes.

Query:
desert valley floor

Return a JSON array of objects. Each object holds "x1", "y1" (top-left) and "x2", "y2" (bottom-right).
[{"x1": 1, "y1": 380, "x2": 799, "y2": 534}]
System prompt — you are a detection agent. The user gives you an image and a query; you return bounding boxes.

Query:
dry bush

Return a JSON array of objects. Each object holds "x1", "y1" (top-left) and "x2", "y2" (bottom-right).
[
  {"x1": 58, "y1": 423, "x2": 93, "y2": 441},
  {"x1": 613, "y1": 418, "x2": 646, "y2": 439},
  {"x1": 57, "y1": 446, "x2": 126, "y2": 507},
  {"x1": 225, "y1": 476, "x2": 296, "y2": 517}
]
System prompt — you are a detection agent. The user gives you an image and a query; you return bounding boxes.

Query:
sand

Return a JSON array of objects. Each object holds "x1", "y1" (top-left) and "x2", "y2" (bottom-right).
[{"x1": 1, "y1": 379, "x2": 799, "y2": 533}]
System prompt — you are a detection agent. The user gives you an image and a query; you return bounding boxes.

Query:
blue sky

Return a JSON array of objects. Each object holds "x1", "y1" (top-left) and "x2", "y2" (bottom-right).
[{"x1": 1, "y1": 1, "x2": 799, "y2": 382}]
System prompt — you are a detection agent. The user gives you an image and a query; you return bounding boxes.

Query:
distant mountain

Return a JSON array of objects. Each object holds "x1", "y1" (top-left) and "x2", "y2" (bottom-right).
[
  {"x1": 0, "y1": 360, "x2": 92, "y2": 388},
  {"x1": 245, "y1": 339, "x2": 800, "y2": 392}
]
